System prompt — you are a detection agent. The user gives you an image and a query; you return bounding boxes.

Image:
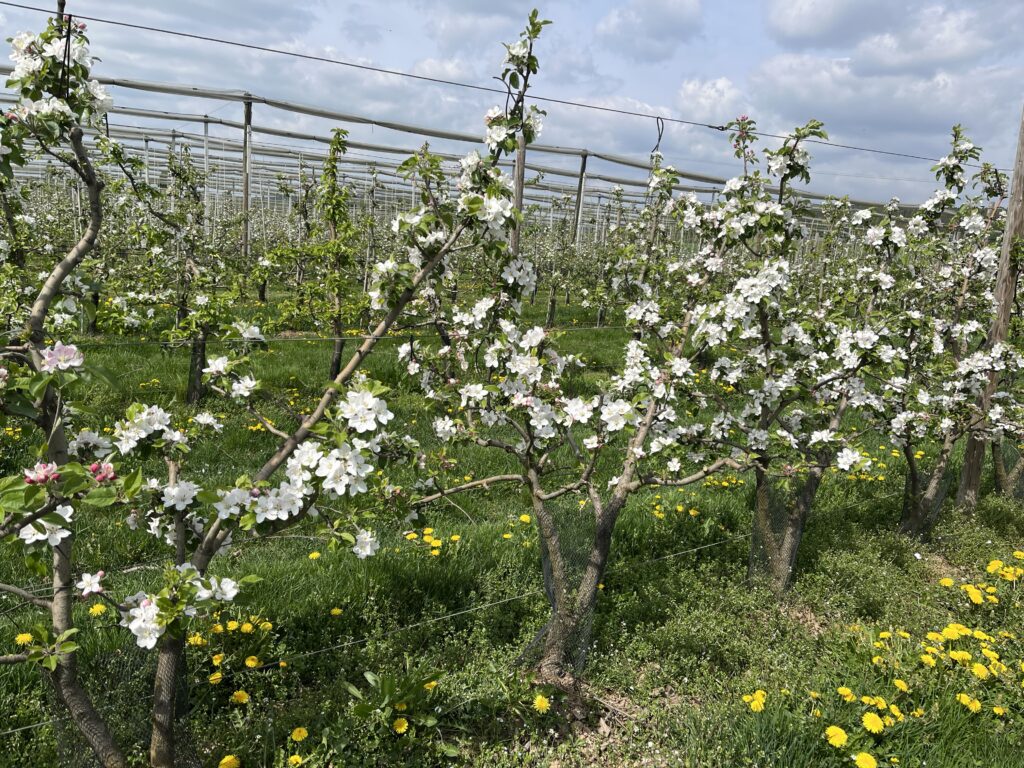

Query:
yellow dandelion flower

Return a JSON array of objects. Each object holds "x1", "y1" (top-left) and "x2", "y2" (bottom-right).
[
  {"x1": 424, "y1": 680, "x2": 438, "y2": 691},
  {"x1": 450, "y1": 535, "x2": 461, "y2": 542},
  {"x1": 226, "y1": 621, "x2": 240, "y2": 632},
  {"x1": 533, "y1": 694, "x2": 551, "y2": 713},
  {"x1": 244, "y1": 656, "x2": 260, "y2": 668},
  {"x1": 288, "y1": 756, "x2": 303, "y2": 767},
  {"x1": 208, "y1": 671, "x2": 223, "y2": 685},
  {"x1": 838, "y1": 686, "x2": 856, "y2": 702},
  {"x1": 393, "y1": 717, "x2": 409, "y2": 734},
  {"x1": 893, "y1": 679, "x2": 909, "y2": 693},
  {"x1": 825, "y1": 726, "x2": 848, "y2": 747},
  {"x1": 291, "y1": 727, "x2": 308, "y2": 742},
  {"x1": 519, "y1": 514, "x2": 531, "y2": 524},
  {"x1": 330, "y1": 607, "x2": 342, "y2": 616},
  {"x1": 971, "y1": 662, "x2": 990, "y2": 680},
  {"x1": 862, "y1": 711, "x2": 885, "y2": 734},
  {"x1": 854, "y1": 753, "x2": 878, "y2": 768},
  {"x1": 394, "y1": 702, "x2": 407, "y2": 711},
  {"x1": 89, "y1": 603, "x2": 107, "y2": 617},
  {"x1": 187, "y1": 633, "x2": 207, "y2": 647},
  {"x1": 218, "y1": 756, "x2": 241, "y2": 768},
  {"x1": 260, "y1": 621, "x2": 273, "y2": 631},
  {"x1": 230, "y1": 690, "x2": 250, "y2": 704},
  {"x1": 14, "y1": 632, "x2": 33, "y2": 646}
]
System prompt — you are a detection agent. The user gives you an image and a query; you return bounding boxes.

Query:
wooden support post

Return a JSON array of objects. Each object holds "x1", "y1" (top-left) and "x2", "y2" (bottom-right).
[
  {"x1": 957, "y1": 105, "x2": 1024, "y2": 508},
  {"x1": 242, "y1": 98, "x2": 253, "y2": 262}
]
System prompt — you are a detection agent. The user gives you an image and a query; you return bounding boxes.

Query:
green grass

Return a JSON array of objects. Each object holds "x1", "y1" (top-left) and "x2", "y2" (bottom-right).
[{"x1": 1, "y1": 308, "x2": 1023, "y2": 767}]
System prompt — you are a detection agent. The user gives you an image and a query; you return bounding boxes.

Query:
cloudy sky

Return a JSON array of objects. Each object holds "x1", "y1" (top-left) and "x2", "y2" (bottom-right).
[{"x1": 2, "y1": 0, "x2": 1022, "y2": 203}]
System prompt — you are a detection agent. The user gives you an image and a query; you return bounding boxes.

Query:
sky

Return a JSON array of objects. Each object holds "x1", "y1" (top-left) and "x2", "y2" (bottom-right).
[{"x1": 1, "y1": 0, "x2": 1022, "y2": 204}]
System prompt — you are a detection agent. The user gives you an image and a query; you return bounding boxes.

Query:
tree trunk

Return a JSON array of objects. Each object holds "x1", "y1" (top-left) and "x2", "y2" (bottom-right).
[
  {"x1": 185, "y1": 329, "x2": 207, "y2": 404},
  {"x1": 747, "y1": 465, "x2": 821, "y2": 593},
  {"x1": 50, "y1": 540, "x2": 128, "y2": 768},
  {"x1": 257, "y1": 278, "x2": 268, "y2": 303},
  {"x1": 331, "y1": 337, "x2": 348, "y2": 382},
  {"x1": 992, "y1": 438, "x2": 1008, "y2": 494},
  {"x1": 149, "y1": 635, "x2": 185, "y2": 768},
  {"x1": 900, "y1": 436, "x2": 955, "y2": 538},
  {"x1": 545, "y1": 284, "x2": 557, "y2": 328}
]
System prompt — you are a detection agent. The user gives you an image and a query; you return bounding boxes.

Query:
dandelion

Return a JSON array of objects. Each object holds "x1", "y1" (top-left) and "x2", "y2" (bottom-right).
[
  {"x1": 14, "y1": 633, "x2": 32, "y2": 646},
  {"x1": 743, "y1": 689, "x2": 767, "y2": 712},
  {"x1": 244, "y1": 656, "x2": 260, "y2": 668},
  {"x1": 533, "y1": 694, "x2": 551, "y2": 713},
  {"x1": 226, "y1": 621, "x2": 240, "y2": 632},
  {"x1": 853, "y1": 753, "x2": 878, "y2": 768},
  {"x1": 837, "y1": 686, "x2": 856, "y2": 702},
  {"x1": 240, "y1": 622, "x2": 254, "y2": 634},
  {"x1": 330, "y1": 607, "x2": 343, "y2": 616},
  {"x1": 288, "y1": 757, "x2": 303, "y2": 766},
  {"x1": 260, "y1": 621, "x2": 273, "y2": 631},
  {"x1": 450, "y1": 534, "x2": 461, "y2": 542},
  {"x1": 519, "y1": 514, "x2": 531, "y2": 524},
  {"x1": 993, "y1": 706, "x2": 1007, "y2": 716},
  {"x1": 971, "y1": 662, "x2": 990, "y2": 680},
  {"x1": 218, "y1": 756, "x2": 241, "y2": 768},
  {"x1": 212, "y1": 653, "x2": 224, "y2": 666},
  {"x1": 89, "y1": 603, "x2": 107, "y2": 617},
  {"x1": 393, "y1": 717, "x2": 409, "y2": 734},
  {"x1": 893, "y1": 679, "x2": 909, "y2": 693},
  {"x1": 920, "y1": 654, "x2": 936, "y2": 668},
  {"x1": 230, "y1": 690, "x2": 250, "y2": 704},
  {"x1": 825, "y1": 725, "x2": 848, "y2": 748},
  {"x1": 424, "y1": 680, "x2": 438, "y2": 691},
  {"x1": 187, "y1": 633, "x2": 207, "y2": 647},
  {"x1": 208, "y1": 671, "x2": 223, "y2": 685},
  {"x1": 862, "y1": 711, "x2": 884, "y2": 734},
  {"x1": 956, "y1": 693, "x2": 982, "y2": 713},
  {"x1": 291, "y1": 727, "x2": 308, "y2": 742}
]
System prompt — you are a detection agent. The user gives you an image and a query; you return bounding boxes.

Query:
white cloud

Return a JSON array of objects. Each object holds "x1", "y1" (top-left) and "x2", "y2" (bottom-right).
[
  {"x1": 765, "y1": 0, "x2": 896, "y2": 48},
  {"x1": 676, "y1": 77, "x2": 748, "y2": 126},
  {"x1": 596, "y1": 0, "x2": 702, "y2": 63}
]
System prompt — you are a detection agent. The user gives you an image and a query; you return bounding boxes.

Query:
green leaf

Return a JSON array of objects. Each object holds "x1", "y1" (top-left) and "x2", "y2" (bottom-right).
[
  {"x1": 81, "y1": 486, "x2": 117, "y2": 507},
  {"x1": 122, "y1": 467, "x2": 143, "y2": 499}
]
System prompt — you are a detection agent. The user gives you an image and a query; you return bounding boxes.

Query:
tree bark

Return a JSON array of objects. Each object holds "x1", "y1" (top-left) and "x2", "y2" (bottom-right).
[
  {"x1": 747, "y1": 466, "x2": 822, "y2": 593},
  {"x1": 900, "y1": 435, "x2": 955, "y2": 538},
  {"x1": 185, "y1": 329, "x2": 207, "y2": 404}
]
